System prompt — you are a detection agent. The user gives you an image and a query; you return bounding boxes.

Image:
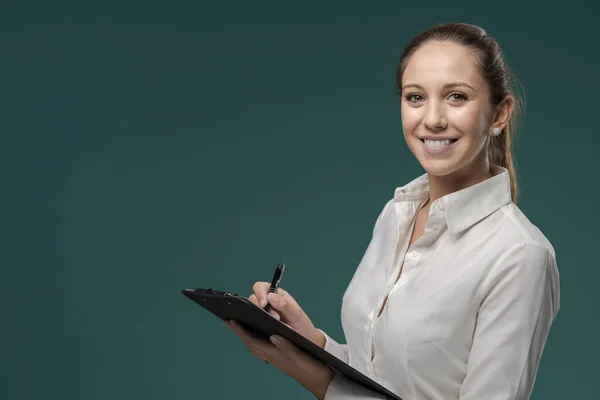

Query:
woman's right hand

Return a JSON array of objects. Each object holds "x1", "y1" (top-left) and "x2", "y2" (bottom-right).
[{"x1": 248, "y1": 281, "x2": 326, "y2": 349}]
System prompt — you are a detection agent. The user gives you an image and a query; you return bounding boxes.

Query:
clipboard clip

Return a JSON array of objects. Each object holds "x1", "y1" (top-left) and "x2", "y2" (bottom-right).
[{"x1": 191, "y1": 287, "x2": 239, "y2": 297}]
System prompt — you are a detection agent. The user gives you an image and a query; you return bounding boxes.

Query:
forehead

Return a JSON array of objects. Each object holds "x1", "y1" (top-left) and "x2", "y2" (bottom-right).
[{"x1": 403, "y1": 41, "x2": 484, "y2": 88}]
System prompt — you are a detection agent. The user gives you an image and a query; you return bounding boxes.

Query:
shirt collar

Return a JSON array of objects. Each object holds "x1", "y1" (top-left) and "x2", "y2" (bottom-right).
[{"x1": 393, "y1": 164, "x2": 512, "y2": 235}]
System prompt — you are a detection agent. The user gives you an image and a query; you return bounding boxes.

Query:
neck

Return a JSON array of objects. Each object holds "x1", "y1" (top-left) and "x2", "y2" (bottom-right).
[{"x1": 426, "y1": 158, "x2": 494, "y2": 205}]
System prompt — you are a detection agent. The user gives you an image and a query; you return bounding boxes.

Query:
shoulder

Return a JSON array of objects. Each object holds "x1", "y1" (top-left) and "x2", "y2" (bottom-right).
[
  {"x1": 498, "y1": 202, "x2": 556, "y2": 259},
  {"x1": 480, "y1": 204, "x2": 560, "y2": 312},
  {"x1": 371, "y1": 198, "x2": 394, "y2": 236}
]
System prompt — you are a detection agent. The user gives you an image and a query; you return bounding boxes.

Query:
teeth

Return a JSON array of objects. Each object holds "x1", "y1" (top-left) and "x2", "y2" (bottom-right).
[{"x1": 424, "y1": 139, "x2": 451, "y2": 148}]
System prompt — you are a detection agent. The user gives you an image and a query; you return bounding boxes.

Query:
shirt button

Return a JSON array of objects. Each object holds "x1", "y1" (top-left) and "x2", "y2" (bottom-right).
[
  {"x1": 411, "y1": 251, "x2": 418, "y2": 258},
  {"x1": 439, "y1": 202, "x2": 445, "y2": 210},
  {"x1": 431, "y1": 223, "x2": 439, "y2": 230}
]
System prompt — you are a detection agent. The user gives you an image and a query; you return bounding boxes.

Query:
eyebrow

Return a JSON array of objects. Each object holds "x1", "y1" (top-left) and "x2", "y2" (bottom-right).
[{"x1": 401, "y1": 82, "x2": 476, "y2": 91}]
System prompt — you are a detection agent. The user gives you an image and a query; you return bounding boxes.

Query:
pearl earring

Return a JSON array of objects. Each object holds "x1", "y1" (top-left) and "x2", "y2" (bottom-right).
[{"x1": 492, "y1": 127, "x2": 502, "y2": 136}]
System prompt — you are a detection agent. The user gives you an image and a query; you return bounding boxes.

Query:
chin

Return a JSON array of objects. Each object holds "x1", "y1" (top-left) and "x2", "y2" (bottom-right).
[{"x1": 418, "y1": 159, "x2": 462, "y2": 177}]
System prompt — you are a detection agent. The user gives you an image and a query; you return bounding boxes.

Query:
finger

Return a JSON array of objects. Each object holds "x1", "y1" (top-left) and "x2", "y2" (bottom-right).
[
  {"x1": 252, "y1": 281, "x2": 271, "y2": 308},
  {"x1": 250, "y1": 292, "x2": 281, "y2": 320},
  {"x1": 248, "y1": 294, "x2": 259, "y2": 306},
  {"x1": 231, "y1": 321, "x2": 285, "y2": 363},
  {"x1": 252, "y1": 294, "x2": 281, "y2": 320},
  {"x1": 231, "y1": 323, "x2": 299, "y2": 370},
  {"x1": 270, "y1": 335, "x2": 316, "y2": 370},
  {"x1": 273, "y1": 288, "x2": 301, "y2": 308},
  {"x1": 231, "y1": 323, "x2": 308, "y2": 377},
  {"x1": 280, "y1": 320, "x2": 292, "y2": 329},
  {"x1": 230, "y1": 321, "x2": 270, "y2": 356},
  {"x1": 267, "y1": 289, "x2": 302, "y2": 320},
  {"x1": 268, "y1": 310, "x2": 281, "y2": 321}
]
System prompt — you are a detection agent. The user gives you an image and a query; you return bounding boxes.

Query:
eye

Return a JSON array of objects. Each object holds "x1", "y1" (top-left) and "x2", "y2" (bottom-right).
[
  {"x1": 405, "y1": 94, "x2": 424, "y2": 103},
  {"x1": 448, "y1": 92, "x2": 468, "y2": 103}
]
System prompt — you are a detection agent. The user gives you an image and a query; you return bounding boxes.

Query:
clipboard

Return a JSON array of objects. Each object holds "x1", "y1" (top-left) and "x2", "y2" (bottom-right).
[{"x1": 181, "y1": 288, "x2": 402, "y2": 400}]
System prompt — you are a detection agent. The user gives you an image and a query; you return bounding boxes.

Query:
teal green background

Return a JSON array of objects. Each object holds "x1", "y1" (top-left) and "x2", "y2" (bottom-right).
[{"x1": 2, "y1": 1, "x2": 598, "y2": 399}]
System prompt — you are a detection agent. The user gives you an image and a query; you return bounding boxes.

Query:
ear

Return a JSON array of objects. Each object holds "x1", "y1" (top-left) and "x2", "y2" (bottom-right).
[{"x1": 491, "y1": 95, "x2": 514, "y2": 133}]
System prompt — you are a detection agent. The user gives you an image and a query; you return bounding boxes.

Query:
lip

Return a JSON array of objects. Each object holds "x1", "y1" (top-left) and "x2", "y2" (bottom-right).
[
  {"x1": 418, "y1": 136, "x2": 460, "y2": 141},
  {"x1": 420, "y1": 138, "x2": 460, "y2": 155}
]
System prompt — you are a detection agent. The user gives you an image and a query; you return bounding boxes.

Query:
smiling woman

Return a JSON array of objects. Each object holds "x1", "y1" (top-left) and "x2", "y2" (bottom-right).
[
  {"x1": 397, "y1": 25, "x2": 522, "y2": 204},
  {"x1": 226, "y1": 23, "x2": 559, "y2": 400}
]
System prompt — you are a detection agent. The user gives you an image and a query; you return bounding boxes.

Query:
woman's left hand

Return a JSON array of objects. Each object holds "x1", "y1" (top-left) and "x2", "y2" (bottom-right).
[{"x1": 224, "y1": 320, "x2": 334, "y2": 400}]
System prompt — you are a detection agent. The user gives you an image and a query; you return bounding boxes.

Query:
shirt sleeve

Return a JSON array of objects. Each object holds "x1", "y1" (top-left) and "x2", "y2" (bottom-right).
[
  {"x1": 316, "y1": 330, "x2": 385, "y2": 399},
  {"x1": 317, "y1": 328, "x2": 391, "y2": 398},
  {"x1": 459, "y1": 242, "x2": 560, "y2": 400},
  {"x1": 316, "y1": 329, "x2": 349, "y2": 364},
  {"x1": 324, "y1": 373, "x2": 389, "y2": 400}
]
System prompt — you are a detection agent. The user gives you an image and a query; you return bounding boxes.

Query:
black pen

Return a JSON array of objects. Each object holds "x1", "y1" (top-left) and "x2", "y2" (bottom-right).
[{"x1": 264, "y1": 263, "x2": 285, "y2": 312}]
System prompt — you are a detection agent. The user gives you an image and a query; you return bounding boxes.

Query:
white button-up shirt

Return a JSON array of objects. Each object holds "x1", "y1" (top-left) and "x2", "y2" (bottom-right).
[{"x1": 321, "y1": 165, "x2": 560, "y2": 400}]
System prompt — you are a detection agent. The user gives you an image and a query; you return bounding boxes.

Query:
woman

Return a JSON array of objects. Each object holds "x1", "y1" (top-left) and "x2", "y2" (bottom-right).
[{"x1": 224, "y1": 22, "x2": 560, "y2": 400}]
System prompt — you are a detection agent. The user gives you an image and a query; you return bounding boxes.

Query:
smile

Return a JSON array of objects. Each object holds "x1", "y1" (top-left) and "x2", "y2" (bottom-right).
[{"x1": 420, "y1": 138, "x2": 460, "y2": 155}]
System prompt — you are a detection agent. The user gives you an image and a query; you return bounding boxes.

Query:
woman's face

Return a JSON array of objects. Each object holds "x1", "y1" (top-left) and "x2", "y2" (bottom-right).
[{"x1": 400, "y1": 41, "x2": 495, "y2": 178}]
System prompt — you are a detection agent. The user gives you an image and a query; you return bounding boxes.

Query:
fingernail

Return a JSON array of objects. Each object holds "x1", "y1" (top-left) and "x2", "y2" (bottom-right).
[
  {"x1": 270, "y1": 335, "x2": 282, "y2": 345},
  {"x1": 260, "y1": 298, "x2": 266, "y2": 308}
]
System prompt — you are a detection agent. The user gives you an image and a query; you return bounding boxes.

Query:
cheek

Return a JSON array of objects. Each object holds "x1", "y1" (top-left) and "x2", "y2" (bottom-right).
[
  {"x1": 401, "y1": 104, "x2": 420, "y2": 132},
  {"x1": 451, "y1": 106, "x2": 490, "y2": 135}
]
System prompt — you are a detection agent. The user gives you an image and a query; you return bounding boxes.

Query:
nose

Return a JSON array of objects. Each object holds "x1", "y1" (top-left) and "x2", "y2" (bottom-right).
[{"x1": 423, "y1": 101, "x2": 447, "y2": 132}]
